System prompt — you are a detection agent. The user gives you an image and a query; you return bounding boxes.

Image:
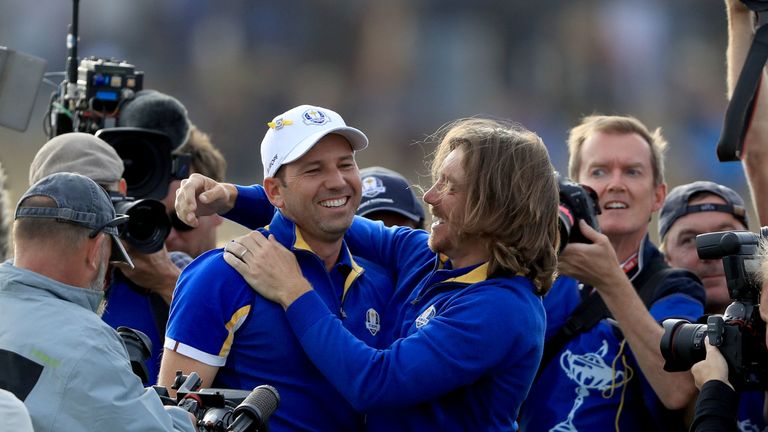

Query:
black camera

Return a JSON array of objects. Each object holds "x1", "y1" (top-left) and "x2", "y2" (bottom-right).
[
  {"x1": 110, "y1": 193, "x2": 171, "y2": 254},
  {"x1": 117, "y1": 326, "x2": 153, "y2": 384},
  {"x1": 557, "y1": 173, "x2": 601, "y2": 252},
  {"x1": 742, "y1": 0, "x2": 768, "y2": 12},
  {"x1": 154, "y1": 372, "x2": 279, "y2": 432},
  {"x1": 120, "y1": 327, "x2": 279, "y2": 431},
  {"x1": 46, "y1": 2, "x2": 190, "y2": 201},
  {"x1": 97, "y1": 128, "x2": 191, "y2": 200},
  {"x1": 48, "y1": 56, "x2": 143, "y2": 138},
  {"x1": 660, "y1": 228, "x2": 768, "y2": 390}
]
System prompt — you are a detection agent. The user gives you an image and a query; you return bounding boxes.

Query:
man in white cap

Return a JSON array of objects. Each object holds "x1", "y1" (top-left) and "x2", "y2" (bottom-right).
[{"x1": 158, "y1": 105, "x2": 394, "y2": 431}]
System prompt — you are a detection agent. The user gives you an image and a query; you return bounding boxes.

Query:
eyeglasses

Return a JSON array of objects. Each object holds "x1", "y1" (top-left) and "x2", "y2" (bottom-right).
[{"x1": 88, "y1": 215, "x2": 130, "y2": 238}]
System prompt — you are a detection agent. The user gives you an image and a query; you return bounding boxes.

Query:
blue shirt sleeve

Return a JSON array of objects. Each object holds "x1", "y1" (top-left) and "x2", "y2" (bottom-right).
[
  {"x1": 221, "y1": 185, "x2": 275, "y2": 230},
  {"x1": 285, "y1": 280, "x2": 544, "y2": 411},
  {"x1": 636, "y1": 269, "x2": 705, "y2": 428},
  {"x1": 165, "y1": 250, "x2": 255, "y2": 366},
  {"x1": 223, "y1": 185, "x2": 436, "y2": 278},
  {"x1": 343, "y1": 216, "x2": 434, "y2": 277}
]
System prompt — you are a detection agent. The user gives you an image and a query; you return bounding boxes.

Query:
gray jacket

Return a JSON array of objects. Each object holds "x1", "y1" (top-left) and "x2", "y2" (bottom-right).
[{"x1": 0, "y1": 262, "x2": 194, "y2": 432}]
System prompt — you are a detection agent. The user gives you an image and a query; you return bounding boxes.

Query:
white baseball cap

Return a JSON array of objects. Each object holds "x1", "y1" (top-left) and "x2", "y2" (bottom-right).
[{"x1": 260, "y1": 105, "x2": 369, "y2": 178}]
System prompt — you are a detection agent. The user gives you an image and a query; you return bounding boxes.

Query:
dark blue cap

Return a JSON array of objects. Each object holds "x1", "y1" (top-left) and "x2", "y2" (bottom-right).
[
  {"x1": 659, "y1": 181, "x2": 748, "y2": 240},
  {"x1": 15, "y1": 172, "x2": 133, "y2": 268},
  {"x1": 357, "y1": 166, "x2": 425, "y2": 226}
]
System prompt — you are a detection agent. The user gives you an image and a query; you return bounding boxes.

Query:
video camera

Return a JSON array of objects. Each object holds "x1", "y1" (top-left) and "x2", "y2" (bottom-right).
[
  {"x1": 557, "y1": 173, "x2": 601, "y2": 253},
  {"x1": 40, "y1": 0, "x2": 195, "y2": 253},
  {"x1": 46, "y1": 1, "x2": 191, "y2": 199},
  {"x1": 117, "y1": 328, "x2": 279, "y2": 431},
  {"x1": 660, "y1": 228, "x2": 768, "y2": 390},
  {"x1": 153, "y1": 372, "x2": 280, "y2": 432}
]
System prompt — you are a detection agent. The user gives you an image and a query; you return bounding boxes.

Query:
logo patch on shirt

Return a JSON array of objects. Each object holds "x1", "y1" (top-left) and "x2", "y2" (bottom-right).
[
  {"x1": 365, "y1": 308, "x2": 380, "y2": 336},
  {"x1": 302, "y1": 108, "x2": 330, "y2": 125},
  {"x1": 361, "y1": 176, "x2": 386, "y2": 198},
  {"x1": 415, "y1": 305, "x2": 436, "y2": 328}
]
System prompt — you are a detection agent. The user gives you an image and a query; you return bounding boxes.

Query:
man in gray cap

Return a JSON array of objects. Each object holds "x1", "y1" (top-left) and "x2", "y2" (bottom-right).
[
  {"x1": 659, "y1": 181, "x2": 766, "y2": 429},
  {"x1": 0, "y1": 172, "x2": 194, "y2": 432},
  {"x1": 29, "y1": 132, "x2": 188, "y2": 385},
  {"x1": 659, "y1": 181, "x2": 749, "y2": 314}
]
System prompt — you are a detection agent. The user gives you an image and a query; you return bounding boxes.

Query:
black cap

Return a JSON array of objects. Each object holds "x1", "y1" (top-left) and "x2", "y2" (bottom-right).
[
  {"x1": 659, "y1": 181, "x2": 748, "y2": 240},
  {"x1": 357, "y1": 167, "x2": 424, "y2": 226},
  {"x1": 16, "y1": 173, "x2": 133, "y2": 268}
]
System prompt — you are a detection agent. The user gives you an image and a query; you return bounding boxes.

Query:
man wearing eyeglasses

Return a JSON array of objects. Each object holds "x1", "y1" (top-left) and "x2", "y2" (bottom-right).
[{"x1": 0, "y1": 172, "x2": 195, "y2": 432}]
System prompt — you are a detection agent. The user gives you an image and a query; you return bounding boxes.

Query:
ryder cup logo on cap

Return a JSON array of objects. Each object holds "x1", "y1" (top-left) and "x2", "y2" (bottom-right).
[
  {"x1": 361, "y1": 176, "x2": 387, "y2": 198},
  {"x1": 260, "y1": 105, "x2": 368, "y2": 179},
  {"x1": 302, "y1": 109, "x2": 329, "y2": 125}
]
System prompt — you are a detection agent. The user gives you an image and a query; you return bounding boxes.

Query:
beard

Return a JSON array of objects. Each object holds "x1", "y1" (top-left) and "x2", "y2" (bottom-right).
[
  {"x1": 88, "y1": 252, "x2": 109, "y2": 292},
  {"x1": 88, "y1": 246, "x2": 110, "y2": 316}
]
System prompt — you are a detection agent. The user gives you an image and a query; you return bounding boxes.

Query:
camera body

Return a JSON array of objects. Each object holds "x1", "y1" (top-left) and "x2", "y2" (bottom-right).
[
  {"x1": 110, "y1": 193, "x2": 171, "y2": 254},
  {"x1": 119, "y1": 328, "x2": 279, "y2": 432},
  {"x1": 742, "y1": 0, "x2": 768, "y2": 12},
  {"x1": 557, "y1": 173, "x2": 601, "y2": 252},
  {"x1": 156, "y1": 372, "x2": 279, "y2": 432},
  {"x1": 44, "y1": 16, "x2": 193, "y2": 248},
  {"x1": 51, "y1": 57, "x2": 143, "y2": 137},
  {"x1": 96, "y1": 127, "x2": 191, "y2": 200},
  {"x1": 660, "y1": 228, "x2": 768, "y2": 390}
]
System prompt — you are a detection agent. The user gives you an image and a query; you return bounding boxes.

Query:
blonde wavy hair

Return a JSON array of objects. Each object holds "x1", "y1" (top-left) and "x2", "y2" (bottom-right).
[{"x1": 431, "y1": 118, "x2": 559, "y2": 294}]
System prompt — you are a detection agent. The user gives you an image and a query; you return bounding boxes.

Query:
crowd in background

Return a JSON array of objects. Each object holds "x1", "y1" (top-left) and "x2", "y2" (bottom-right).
[{"x1": 0, "y1": 0, "x2": 750, "y2": 238}]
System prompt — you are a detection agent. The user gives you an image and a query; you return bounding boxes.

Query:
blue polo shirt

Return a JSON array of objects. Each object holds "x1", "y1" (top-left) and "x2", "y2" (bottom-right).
[{"x1": 164, "y1": 210, "x2": 394, "y2": 431}]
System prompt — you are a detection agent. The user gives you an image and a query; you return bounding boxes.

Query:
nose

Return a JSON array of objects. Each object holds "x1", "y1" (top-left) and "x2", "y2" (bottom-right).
[
  {"x1": 605, "y1": 171, "x2": 626, "y2": 193},
  {"x1": 324, "y1": 168, "x2": 347, "y2": 190},
  {"x1": 423, "y1": 182, "x2": 440, "y2": 206}
]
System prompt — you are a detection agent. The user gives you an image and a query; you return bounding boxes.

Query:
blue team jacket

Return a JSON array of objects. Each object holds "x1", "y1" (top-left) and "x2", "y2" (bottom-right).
[
  {"x1": 165, "y1": 210, "x2": 394, "y2": 431},
  {"x1": 231, "y1": 185, "x2": 546, "y2": 431}
]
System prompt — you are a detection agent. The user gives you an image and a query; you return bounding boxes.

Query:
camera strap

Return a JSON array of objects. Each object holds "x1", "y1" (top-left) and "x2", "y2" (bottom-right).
[
  {"x1": 536, "y1": 257, "x2": 678, "y2": 380},
  {"x1": 717, "y1": 22, "x2": 768, "y2": 161}
]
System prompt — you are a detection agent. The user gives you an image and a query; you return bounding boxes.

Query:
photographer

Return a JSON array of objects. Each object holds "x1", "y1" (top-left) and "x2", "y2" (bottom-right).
[
  {"x1": 29, "y1": 132, "x2": 186, "y2": 385},
  {"x1": 0, "y1": 173, "x2": 194, "y2": 431},
  {"x1": 519, "y1": 115, "x2": 705, "y2": 431},
  {"x1": 659, "y1": 182, "x2": 767, "y2": 430},
  {"x1": 690, "y1": 339, "x2": 741, "y2": 431},
  {"x1": 164, "y1": 125, "x2": 226, "y2": 258},
  {"x1": 117, "y1": 90, "x2": 227, "y2": 260}
]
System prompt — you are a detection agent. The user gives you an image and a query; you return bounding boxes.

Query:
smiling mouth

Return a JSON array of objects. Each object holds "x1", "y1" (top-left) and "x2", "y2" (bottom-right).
[
  {"x1": 604, "y1": 201, "x2": 628, "y2": 210},
  {"x1": 319, "y1": 197, "x2": 349, "y2": 208}
]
